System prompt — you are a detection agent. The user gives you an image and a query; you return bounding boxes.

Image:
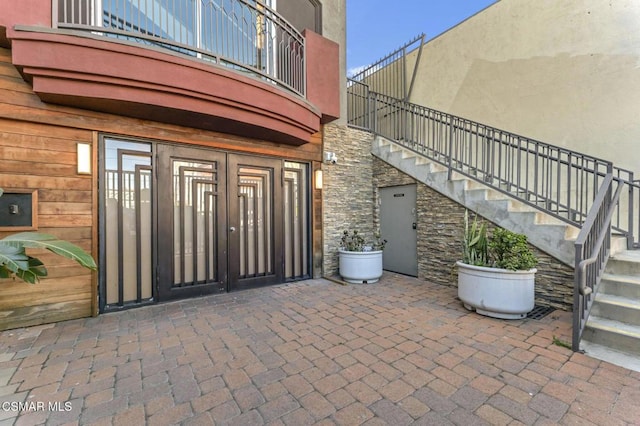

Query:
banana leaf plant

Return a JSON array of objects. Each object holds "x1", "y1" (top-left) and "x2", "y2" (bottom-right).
[{"x1": 0, "y1": 188, "x2": 97, "y2": 283}]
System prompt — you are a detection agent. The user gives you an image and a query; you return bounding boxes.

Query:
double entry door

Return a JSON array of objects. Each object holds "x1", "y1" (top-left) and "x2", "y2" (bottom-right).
[{"x1": 101, "y1": 139, "x2": 307, "y2": 312}]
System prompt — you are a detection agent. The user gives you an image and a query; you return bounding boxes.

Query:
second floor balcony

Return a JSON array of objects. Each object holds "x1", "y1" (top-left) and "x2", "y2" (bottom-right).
[
  {"x1": 57, "y1": 0, "x2": 306, "y2": 96},
  {"x1": 0, "y1": 0, "x2": 340, "y2": 145}
]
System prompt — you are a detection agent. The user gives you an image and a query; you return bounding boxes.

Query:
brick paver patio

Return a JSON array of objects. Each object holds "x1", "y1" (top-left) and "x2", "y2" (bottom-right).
[{"x1": 0, "y1": 273, "x2": 639, "y2": 425}]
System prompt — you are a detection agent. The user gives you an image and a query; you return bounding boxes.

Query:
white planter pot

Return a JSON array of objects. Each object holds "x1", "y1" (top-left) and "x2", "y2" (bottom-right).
[
  {"x1": 339, "y1": 250, "x2": 383, "y2": 284},
  {"x1": 456, "y1": 261, "x2": 536, "y2": 319}
]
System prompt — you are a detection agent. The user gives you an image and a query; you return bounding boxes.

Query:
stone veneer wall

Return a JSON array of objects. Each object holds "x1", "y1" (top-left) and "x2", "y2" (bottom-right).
[
  {"x1": 322, "y1": 124, "x2": 376, "y2": 276},
  {"x1": 373, "y1": 157, "x2": 575, "y2": 311}
]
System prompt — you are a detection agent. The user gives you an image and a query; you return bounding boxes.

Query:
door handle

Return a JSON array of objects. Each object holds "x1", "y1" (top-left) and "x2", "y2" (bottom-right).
[{"x1": 229, "y1": 227, "x2": 236, "y2": 232}]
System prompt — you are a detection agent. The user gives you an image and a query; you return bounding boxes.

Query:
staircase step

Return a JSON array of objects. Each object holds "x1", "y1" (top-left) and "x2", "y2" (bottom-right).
[
  {"x1": 582, "y1": 316, "x2": 640, "y2": 356},
  {"x1": 373, "y1": 136, "x2": 580, "y2": 267},
  {"x1": 580, "y1": 341, "x2": 640, "y2": 373},
  {"x1": 599, "y1": 273, "x2": 640, "y2": 298},
  {"x1": 592, "y1": 293, "x2": 640, "y2": 326},
  {"x1": 610, "y1": 235, "x2": 630, "y2": 255},
  {"x1": 606, "y1": 251, "x2": 640, "y2": 275},
  {"x1": 506, "y1": 200, "x2": 538, "y2": 213},
  {"x1": 414, "y1": 156, "x2": 431, "y2": 166}
]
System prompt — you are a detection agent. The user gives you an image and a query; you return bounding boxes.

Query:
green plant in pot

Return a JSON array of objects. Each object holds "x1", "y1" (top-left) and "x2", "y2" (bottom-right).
[
  {"x1": 462, "y1": 211, "x2": 489, "y2": 267},
  {"x1": 341, "y1": 230, "x2": 386, "y2": 252},
  {"x1": 339, "y1": 229, "x2": 387, "y2": 284},
  {"x1": 457, "y1": 210, "x2": 538, "y2": 319},
  {"x1": 489, "y1": 228, "x2": 538, "y2": 271}
]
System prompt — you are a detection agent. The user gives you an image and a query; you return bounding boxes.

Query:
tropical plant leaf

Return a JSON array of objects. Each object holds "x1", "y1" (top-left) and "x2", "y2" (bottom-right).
[
  {"x1": 462, "y1": 210, "x2": 489, "y2": 266},
  {"x1": 0, "y1": 243, "x2": 30, "y2": 274},
  {"x1": 0, "y1": 265, "x2": 13, "y2": 278},
  {"x1": 13, "y1": 257, "x2": 47, "y2": 284},
  {"x1": 2, "y1": 232, "x2": 97, "y2": 270},
  {"x1": 27, "y1": 256, "x2": 47, "y2": 277}
]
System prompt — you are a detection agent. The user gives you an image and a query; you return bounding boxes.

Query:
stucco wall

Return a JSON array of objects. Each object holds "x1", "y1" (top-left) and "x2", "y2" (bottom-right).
[
  {"x1": 322, "y1": 0, "x2": 347, "y2": 123},
  {"x1": 373, "y1": 157, "x2": 575, "y2": 311},
  {"x1": 406, "y1": 0, "x2": 640, "y2": 173}
]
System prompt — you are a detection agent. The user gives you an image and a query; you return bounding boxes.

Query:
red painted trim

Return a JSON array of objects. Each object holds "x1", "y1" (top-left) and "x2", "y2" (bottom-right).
[
  {"x1": 0, "y1": 0, "x2": 51, "y2": 46},
  {"x1": 9, "y1": 28, "x2": 323, "y2": 145},
  {"x1": 304, "y1": 29, "x2": 340, "y2": 123}
]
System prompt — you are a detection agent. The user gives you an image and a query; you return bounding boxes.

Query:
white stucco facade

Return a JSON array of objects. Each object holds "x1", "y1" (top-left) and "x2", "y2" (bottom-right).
[{"x1": 406, "y1": 0, "x2": 640, "y2": 173}]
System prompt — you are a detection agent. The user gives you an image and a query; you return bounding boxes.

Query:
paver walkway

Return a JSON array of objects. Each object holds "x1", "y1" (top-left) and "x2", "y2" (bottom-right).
[{"x1": 0, "y1": 274, "x2": 639, "y2": 425}]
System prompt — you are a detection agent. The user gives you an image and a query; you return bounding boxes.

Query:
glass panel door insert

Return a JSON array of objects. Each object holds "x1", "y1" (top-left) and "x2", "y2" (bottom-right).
[{"x1": 101, "y1": 138, "x2": 154, "y2": 310}]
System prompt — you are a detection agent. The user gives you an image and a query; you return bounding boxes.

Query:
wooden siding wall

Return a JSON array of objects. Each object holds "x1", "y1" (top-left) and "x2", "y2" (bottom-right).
[
  {"x1": 0, "y1": 47, "x2": 323, "y2": 330},
  {"x1": 0, "y1": 49, "x2": 94, "y2": 329}
]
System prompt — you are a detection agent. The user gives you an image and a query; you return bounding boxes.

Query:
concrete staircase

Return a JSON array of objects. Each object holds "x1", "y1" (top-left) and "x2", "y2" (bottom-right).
[
  {"x1": 373, "y1": 136, "x2": 640, "y2": 371},
  {"x1": 372, "y1": 136, "x2": 580, "y2": 266},
  {"x1": 580, "y1": 250, "x2": 640, "y2": 371}
]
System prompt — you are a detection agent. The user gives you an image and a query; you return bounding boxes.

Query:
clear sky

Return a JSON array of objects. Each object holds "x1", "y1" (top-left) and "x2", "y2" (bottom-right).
[{"x1": 347, "y1": 0, "x2": 498, "y2": 75}]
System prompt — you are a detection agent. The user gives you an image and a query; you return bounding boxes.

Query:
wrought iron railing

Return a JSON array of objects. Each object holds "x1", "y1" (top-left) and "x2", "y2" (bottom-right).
[
  {"x1": 55, "y1": 0, "x2": 306, "y2": 96},
  {"x1": 612, "y1": 172, "x2": 639, "y2": 251},
  {"x1": 347, "y1": 82, "x2": 639, "y2": 250},
  {"x1": 349, "y1": 34, "x2": 425, "y2": 101},
  {"x1": 572, "y1": 173, "x2": 623, "y2": 351},
  {"x1": 346, "y1": 79, "x2": 370, "y2": 129}
]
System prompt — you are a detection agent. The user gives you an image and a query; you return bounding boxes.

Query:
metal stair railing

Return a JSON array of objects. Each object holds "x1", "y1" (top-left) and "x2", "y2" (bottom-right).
[
  {"x1": 347, "y1": 82, "x2": 639, "y2": 250},
  {"x1": 572, "y1": 173, "x2": 622, "y2": 351},
  {"x1": 347, "y1": 80, "x2": 640, "y2": 351}
]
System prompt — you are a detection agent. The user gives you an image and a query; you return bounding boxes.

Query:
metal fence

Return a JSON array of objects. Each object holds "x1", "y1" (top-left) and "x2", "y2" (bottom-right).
[
  {"x1": 55, "y1": 0, "x2": 305, "y2": 96},
  {"x1": 346, "y1": 79, "x2": 370, "y2": 130},
  {"x1": 349, "y1": 34, "x2": 424, "y2": 101}
]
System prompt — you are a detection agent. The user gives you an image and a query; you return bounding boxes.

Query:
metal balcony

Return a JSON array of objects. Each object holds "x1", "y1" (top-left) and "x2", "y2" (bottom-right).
[{"x1": 55, "y1": 0, "x2": 306, "y2": 96}]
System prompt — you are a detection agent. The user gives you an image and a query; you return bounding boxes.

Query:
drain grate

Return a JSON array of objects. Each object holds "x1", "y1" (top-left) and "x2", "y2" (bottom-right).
[{"x1": 527, "y1": 305, "x2": 555, "y2": 320}]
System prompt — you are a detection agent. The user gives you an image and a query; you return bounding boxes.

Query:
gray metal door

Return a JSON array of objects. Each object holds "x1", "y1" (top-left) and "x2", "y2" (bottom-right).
[{"x1": 380, "y1": 184, "x2": 418, "y2": 276}]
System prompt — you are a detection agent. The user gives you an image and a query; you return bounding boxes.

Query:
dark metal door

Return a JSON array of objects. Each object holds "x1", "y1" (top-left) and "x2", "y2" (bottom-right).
[
  {"x1": 157, "y1": 145, "x2": 228, "y2": 300},
  {"x1": 228, "y1": 154, "x2": 283, "y2": 291},
  {"x1": 380, "y1": 184, "x2": 418, "y2": 276},
  {"x1": 105, "y1": 142, "x2": 293, "y2": 307}
]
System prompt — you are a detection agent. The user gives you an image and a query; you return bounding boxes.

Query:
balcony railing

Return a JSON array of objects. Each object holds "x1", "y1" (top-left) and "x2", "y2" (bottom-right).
[{"x1": 55, "y1": 0, "x2": 306, "y2": 96}]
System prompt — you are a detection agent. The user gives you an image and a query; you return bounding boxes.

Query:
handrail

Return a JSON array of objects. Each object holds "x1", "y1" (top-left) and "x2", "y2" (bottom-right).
[
  {"x1": 55, "y1": 0, "x2": 306, "y2": 97},
  {"x1": 347, "y1": 81, "x2": 639, "y2": 249},
  {"x1": 572, "y1": 174, "x2": 623, "y2": 351},
  {"x1": 575, "y1": 175, "x2": 621, "y2": 295}
]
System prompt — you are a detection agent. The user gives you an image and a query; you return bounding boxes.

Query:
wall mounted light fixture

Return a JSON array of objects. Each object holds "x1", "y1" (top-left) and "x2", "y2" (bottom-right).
[
  {"x1": 323, "y1": 151, "x2": 337, "y2": 164},
  {"x1": 314, "y1": 169, "x2": 323, "y2": 190},
  {"x1": 77, "y1": 143, "x2": 92, "y2": 175}
]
